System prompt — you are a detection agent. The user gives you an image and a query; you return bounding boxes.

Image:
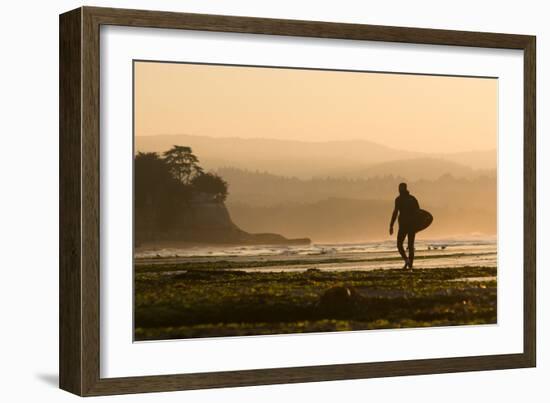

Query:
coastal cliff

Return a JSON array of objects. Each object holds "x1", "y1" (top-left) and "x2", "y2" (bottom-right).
[
  {"x1": 134, "y1": 147, "x2": 310, "y2": 248},
  {"x1": 136, "y1": 193, "x2": 310, "y2": 247}
]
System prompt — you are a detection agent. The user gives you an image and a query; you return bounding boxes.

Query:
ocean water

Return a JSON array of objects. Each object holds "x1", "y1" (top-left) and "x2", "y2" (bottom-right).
[{"x1": 135, "y1": 238, "x2": 497, "y2": 271}]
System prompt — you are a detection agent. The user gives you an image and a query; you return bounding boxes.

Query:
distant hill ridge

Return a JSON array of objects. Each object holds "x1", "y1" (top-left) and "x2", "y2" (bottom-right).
[{"x1": 136, "y1": 134, "x2": 496, "y2": 180}]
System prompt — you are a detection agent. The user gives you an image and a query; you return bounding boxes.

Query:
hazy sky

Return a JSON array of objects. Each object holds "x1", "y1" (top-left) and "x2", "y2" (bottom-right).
[{"x1": 135, "y1": 61, "x2": 497, "y2": 154}]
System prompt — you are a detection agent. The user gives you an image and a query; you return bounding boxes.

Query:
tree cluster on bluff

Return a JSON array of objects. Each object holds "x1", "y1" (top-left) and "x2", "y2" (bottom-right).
[{"x1": 135, "y1": 146, "x2": 228, "y2": 232}]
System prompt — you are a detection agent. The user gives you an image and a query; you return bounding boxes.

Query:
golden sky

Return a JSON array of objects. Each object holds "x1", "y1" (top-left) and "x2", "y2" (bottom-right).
[{"x1": 134, "y1": 61, "x2": 497, "y2": 154}]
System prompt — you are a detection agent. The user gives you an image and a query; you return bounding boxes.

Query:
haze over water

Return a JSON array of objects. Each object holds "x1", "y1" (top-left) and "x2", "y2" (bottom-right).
[{"x1": 134, "y1": 62, "x2": 498, "y2": 255}]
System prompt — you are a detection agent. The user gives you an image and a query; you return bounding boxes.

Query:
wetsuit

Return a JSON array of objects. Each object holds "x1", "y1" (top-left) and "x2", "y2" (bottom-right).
[{"x1": 394, "y1": 191, "x2": 420, "y2": 267}]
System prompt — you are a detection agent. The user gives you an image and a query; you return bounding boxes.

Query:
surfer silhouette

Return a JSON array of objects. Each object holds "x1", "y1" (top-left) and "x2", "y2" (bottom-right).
[{"x1": 389, "y1": 183, "x2": 420, "y2": 269}]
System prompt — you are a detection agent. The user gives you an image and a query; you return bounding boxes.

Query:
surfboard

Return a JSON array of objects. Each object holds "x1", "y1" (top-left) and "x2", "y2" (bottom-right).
[{"x1": 414, "y1": 209, "x2": 433, "y2": 232}]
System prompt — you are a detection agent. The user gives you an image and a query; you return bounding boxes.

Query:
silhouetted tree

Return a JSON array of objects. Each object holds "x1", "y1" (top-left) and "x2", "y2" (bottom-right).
[
  {"x1": 135, "y1": 152, "x2": 173, "y2": 208},
  {"x1": 191, "y1": 172, "x2": 229, "y2": 202},
  {"x1": 163, "y1": 145, "x2": 203, "y2": 184},
  {"x1": 135, "y1": 152, "x2": 191, "y2": 233},
  {"x1": 134, "y1": 147, "x2": 234, "y2": 243}
]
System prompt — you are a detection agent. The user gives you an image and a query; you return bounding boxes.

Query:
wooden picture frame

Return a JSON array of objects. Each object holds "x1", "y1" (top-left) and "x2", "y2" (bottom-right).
[{"x1": 59, "y1": 6, "x2": 536, "y2": 396}]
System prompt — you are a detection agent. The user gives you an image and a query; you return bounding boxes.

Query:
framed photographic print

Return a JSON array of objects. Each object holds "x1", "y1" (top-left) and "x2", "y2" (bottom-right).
[{"x1": 59, "y1": 6, "x2": 536, "y2": 396}]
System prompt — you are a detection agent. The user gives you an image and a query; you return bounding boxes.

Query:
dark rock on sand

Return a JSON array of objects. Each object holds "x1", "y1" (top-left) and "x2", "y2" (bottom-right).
[{"x1": 318, "y1": 286, "x2": 364, "y2": 314}]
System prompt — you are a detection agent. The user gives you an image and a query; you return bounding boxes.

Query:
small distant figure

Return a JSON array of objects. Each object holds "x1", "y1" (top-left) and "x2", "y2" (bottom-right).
[{"x1": 389, "y1": 183, "x2": 420, "y2": 269}]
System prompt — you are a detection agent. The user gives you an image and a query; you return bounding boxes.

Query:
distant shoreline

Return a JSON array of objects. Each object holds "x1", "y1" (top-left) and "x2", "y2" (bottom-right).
[
  {"x1": 135, "y1": 238, "x2": 311, "y2": 253},
  {"x1": 135, "y1": 236, "x2": 497, "y2": 252}
]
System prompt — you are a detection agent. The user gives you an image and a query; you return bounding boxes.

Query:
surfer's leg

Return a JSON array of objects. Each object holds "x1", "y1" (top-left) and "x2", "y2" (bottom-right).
[
  {"x1": 407, "y1": 230, "x2": 416, "y2": 268},
  {"x1": 397, "y1": 229, "x2": 409, "y2": 268}
]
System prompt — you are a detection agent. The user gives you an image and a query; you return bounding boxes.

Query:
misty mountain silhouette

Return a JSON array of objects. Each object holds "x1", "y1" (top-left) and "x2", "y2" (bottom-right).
[{"x1": 135, "y1": 134, "x2": 495, "y2": 180}]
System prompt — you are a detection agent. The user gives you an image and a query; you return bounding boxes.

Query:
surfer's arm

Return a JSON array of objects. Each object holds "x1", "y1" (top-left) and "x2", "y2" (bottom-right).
[
  {"x1": 389, "y1": 199, "x2": 398, "y2": 234},
  {"x1": 413, "y1": 196, "x2": 420, "y2": 210}
]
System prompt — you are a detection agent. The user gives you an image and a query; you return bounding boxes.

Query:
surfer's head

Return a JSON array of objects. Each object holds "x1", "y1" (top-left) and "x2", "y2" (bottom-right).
[{"x1": 398, "y1": 182, "x2": 408, "y2": 195}]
